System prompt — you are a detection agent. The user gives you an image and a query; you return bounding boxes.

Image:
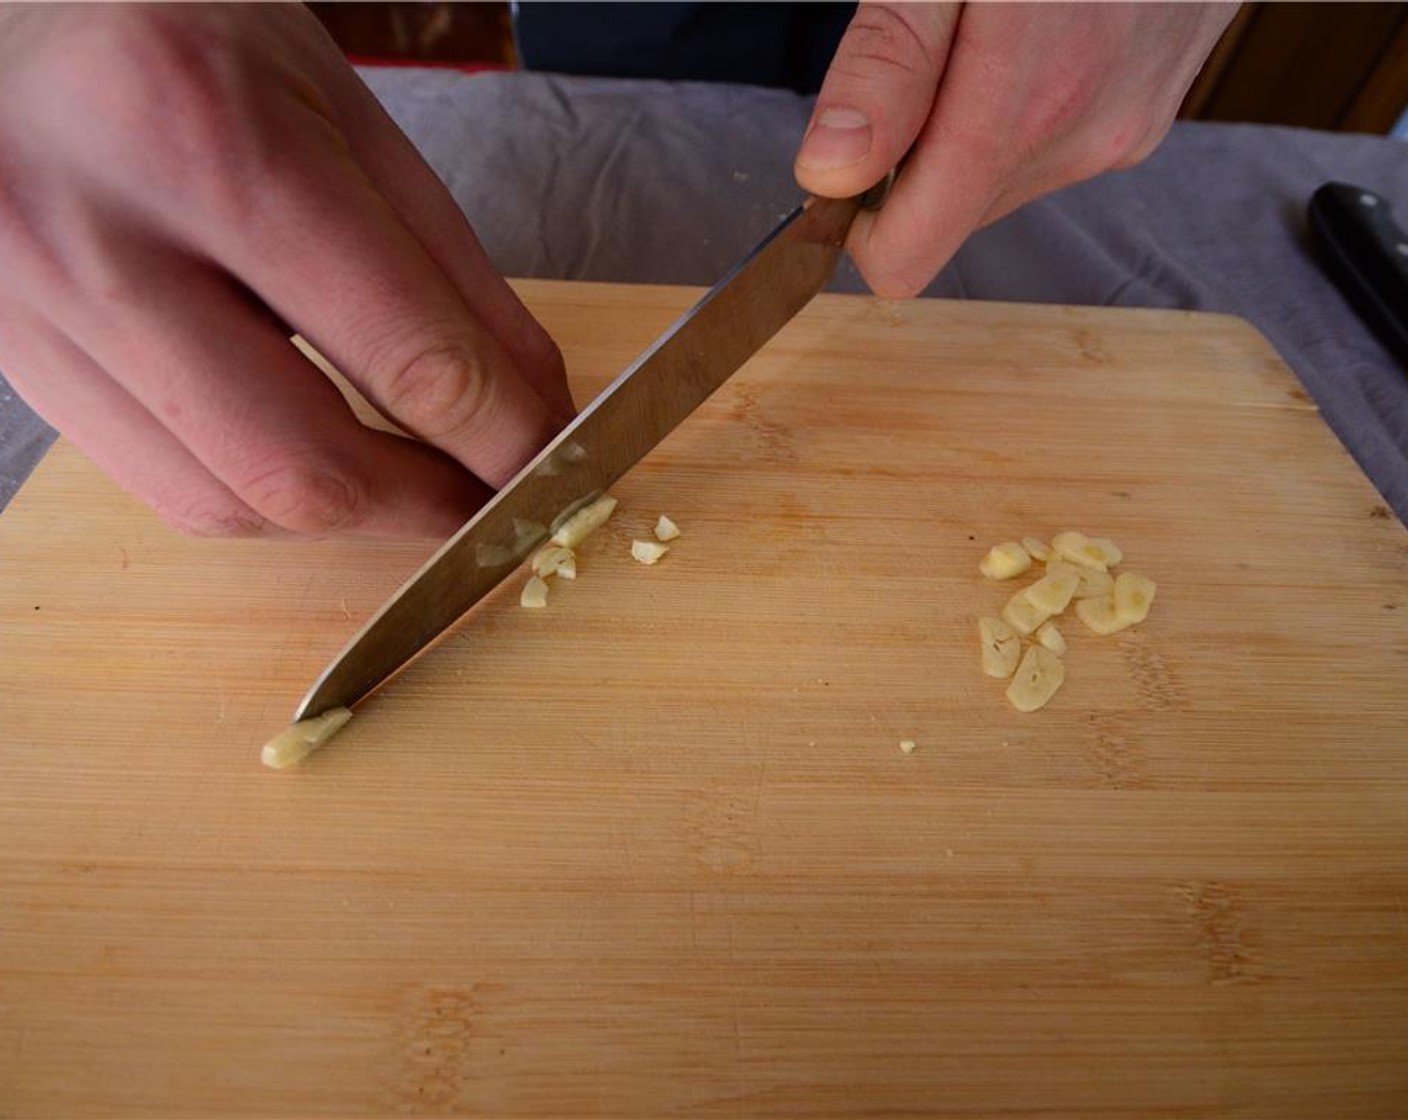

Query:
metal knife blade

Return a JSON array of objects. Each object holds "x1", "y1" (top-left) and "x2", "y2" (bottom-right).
[{"x1": 293, "y1": 192, "x2": 863, "y2": 721}]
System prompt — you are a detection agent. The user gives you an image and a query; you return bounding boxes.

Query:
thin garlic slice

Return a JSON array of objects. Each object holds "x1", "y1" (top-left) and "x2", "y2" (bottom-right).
[
  {"x1": 261, "y1": 708, "x2": 353, "y2": 770},
  {"x1": 1073, "y1": 568, "x2": 1114, "y2": 600},
  {"x1": 555, "y1": 556, "x2": 577, "y2": 580},
  {"x1": 1050, "y1": 558, "x2": 1114, "y2": 600},
  {"x1": 654, "y1": 515, "x2": 681, "y2": 542},
  {"x1": 899, "y1": 740, "x2": 917, "y2": 755},
  {"x1": 979, "y1": 542, "x2": 1032, "y2": 581},
  {"x1": 1114, "y1": 571, "x2": 1157, "y2": 623},
  {"x1": 631, "y1": 539, "x2": 669, "y2": 565},
  {"x1": 1052, "y1": 530, "x2": 1119, "y2": 571},
  {"x1": 1035, "y1": 620, "x2": 1068, "y2": 656},
  {"x1": 520, "y1": 575, "x2": 550, "y2": 609},
  {"x1": 1001, "y1": 589, "x2": 1051, "y2": 637},
  {"x1": 1091, "y1": 537, "x2": 1124, "y2": 567},
  {"x1": 1075, "y1": 595, "x2": 1132, "y2": 635},
  {"x1": 1025, "y1": 566, "x2": 1080, "y2": 614},
  {"x1": 1005, "y1": 646, "x2": 1066, "y2": 712},
  {"x1": 551, "y1": 495, "x2": 618, "y2": 548},
  {"x1": 532, "y1": 545, "x2": 575, "y2": 578},
  {"x1": 979, "y1": 616, "x2": 1022, "y2": 679},
  {"x1": 1022, "y1": 537, "x2": 1053, "y2": 563}
]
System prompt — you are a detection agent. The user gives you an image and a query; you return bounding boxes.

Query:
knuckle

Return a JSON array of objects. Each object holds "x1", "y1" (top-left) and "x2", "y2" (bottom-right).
[
  {"x1": 381, "y1": 345, "x2": 494, "y2": 442},
  {"x1": 53, "y1": 12, "x2": 202, "y2": 131},
  {"x1": 857, "y1": 247, "x2": 933, "y2": 299},
  {"x1": 1020, "y1": 72, "x2": 1102, "y2": 149},
  {"x1": 834, "y1": 3, "x2": 934, "y2": 81},
  {"x1": 159, "y1": 495, "x2": 270, "y2": 539},
  {"x1": 238, "y1": 457, "x2": 367, "y2": 535}
]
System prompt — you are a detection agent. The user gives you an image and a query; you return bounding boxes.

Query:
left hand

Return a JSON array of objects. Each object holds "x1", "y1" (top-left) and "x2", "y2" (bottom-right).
[{"x1": 794, "y1": 2, "x2": 1238, "y2": 297}]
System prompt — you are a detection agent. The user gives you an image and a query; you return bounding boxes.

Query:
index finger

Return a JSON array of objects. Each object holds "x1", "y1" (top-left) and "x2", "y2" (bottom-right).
[{"x1": 191, "y1": 145, "x2": 570, "y2": 490}]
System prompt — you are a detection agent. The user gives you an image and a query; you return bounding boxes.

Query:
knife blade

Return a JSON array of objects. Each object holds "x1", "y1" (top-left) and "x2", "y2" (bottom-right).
[{"x1": 292, "y1": 191, "x2": 868, "y2": 721}]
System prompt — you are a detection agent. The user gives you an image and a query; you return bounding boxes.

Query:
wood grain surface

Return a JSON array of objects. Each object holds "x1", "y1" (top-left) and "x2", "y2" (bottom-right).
[{"x1": 2, "y1": 281, "x2": 1406, "y2": 1118}]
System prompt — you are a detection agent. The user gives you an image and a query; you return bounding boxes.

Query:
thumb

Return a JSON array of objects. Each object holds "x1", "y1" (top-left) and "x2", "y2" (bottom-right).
[{"x1": 795, "y1": 2, "x2": 958, "y2": 198}]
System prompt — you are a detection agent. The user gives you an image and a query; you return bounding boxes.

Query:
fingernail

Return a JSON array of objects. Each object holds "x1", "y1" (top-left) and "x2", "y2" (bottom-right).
[{"x1": 798, "y1": 106, "x2": 872, "y2": 171}]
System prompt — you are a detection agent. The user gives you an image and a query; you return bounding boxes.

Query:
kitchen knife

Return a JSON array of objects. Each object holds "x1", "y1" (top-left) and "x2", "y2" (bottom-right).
[
  {"x1": 292, "y1": 188, "x2": 880, "y2": 722},
  {"x1": 1308, "y1": 181, "x2": 1408, "y2": 369}
]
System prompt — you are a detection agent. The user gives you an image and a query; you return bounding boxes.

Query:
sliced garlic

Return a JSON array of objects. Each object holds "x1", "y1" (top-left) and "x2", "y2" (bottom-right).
[
  {"x1": 1022, "y1": 537, "x2": 1053, "y2": 563},
  {"x1": 1005, "y1": 646, "x2": 1066, "y2": 713},
  {"x1": 1052, "y1": 530, "x2": 1119, "y2": 571},
  {"x1": 899, "y1": 740, "x2": 917, "y2": 755},
  {"x1": 1051, "y1": 530, "x2": 1094, "y2": 566},
  {"x1": 1114, "y1": 571, "x2": 1157, "y2": 624},
  {"x1": 1050, "y1": 558, "x2": 1114, "y2": 600},
  {"x1": 531, "y1": 545, "x2": 575, "y2": 579},
  {"x1": 261, "y1": 708, "x2": 353, "y2": 770},
  {"x1": 1075, "y1": 595, "x2": 1131, "y2": 636},
  {"x1": 654, "y1": 515, "x2": 681, "y2": 542},
  {"x1": 1091, "y1": 537, "x2": 1123, "y2": 567},
  {"x1": 979, "y1": 616, "x2": 1022, "y2": 679},
  {"x1": 555, "y1": 556, "x2": 577, "y2": 580},
  {"x1": 1001, "y1": 589, "x2": 1051, "y2": 637},
  {"x1": 520, "y1": 575, "x2": 550, "y2": 609},
  {"x1": 1025, "y1": 566, "x2": 1080, "y2": 614},
  {"x1": 550, "y1": 494, "x2": 618, "y2": 548},
  {"x1": 979, "y1": 541, "x2": 1032, "y2": 580},
  {"x1": 631, "y1": 539, "x2": 669, "y2": 565},
  {"x1": 1074, "y1": 568, "x2": 1114, "y2": 600},
  {"x1": 1035, "y1": 620, "x2": 1068, "y2": 656}
]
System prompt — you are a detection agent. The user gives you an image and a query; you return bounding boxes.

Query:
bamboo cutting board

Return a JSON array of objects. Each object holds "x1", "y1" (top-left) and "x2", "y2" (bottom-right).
[{"x1": 1, "y1": 281, "x2": 1406, "y2": 1118}]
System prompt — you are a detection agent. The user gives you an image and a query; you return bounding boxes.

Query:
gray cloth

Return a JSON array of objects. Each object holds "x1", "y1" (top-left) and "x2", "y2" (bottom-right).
[
  {"x1": 0, "y1": 376, "x2": 54, "y2": 507},
  {"x1": 2, "y1": 68, "x2": 1405, "y2": 520}
]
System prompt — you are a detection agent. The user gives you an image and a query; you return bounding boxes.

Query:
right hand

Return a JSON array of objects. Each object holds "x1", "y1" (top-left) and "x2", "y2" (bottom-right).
[
  {"x1": 0, "y1": 4, "x2": 575, "y2": 538},
  {"x1": 795, "y1": 2, "x2": 1236, "y2": 298}
]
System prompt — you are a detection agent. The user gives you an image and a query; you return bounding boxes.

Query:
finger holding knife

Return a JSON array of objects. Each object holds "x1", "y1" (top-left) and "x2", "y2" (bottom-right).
[{"x1": 794, "y1": 2, "x2": 1239, "y2": 299}]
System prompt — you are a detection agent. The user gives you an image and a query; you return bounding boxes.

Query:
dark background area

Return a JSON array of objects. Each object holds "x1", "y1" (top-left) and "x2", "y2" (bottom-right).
[{"x1": 309, "y1": 1, "x2": 1408, "y2": 134}]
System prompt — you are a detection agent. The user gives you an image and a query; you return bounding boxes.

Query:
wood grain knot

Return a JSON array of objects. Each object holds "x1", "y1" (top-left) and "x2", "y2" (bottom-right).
[
  {"x1": 728, "y1": 387, "x2": 797, "y2": 464},
  {"x1": 1369, "y1": 504, "x2": 1391, "y2": 520},
  {"x1": 1072, "y1": 328, "x2": 1115, "y2": 366},
  {"x1": 391, "y1": 985, "x2": 478, "y2": 1112},
  {"x1": 1121, "y1": 636, "x2": 1188, "y2": 712},
  {"x1": 1087, "y1": 714, "x2": 1146, "y2": 789},
  {"x1": 1178, "y1": 881, "x2": 1262, "y2": 986},
  {"x1": 688, "y1": 790, "x2": 760, "y2": 875}
]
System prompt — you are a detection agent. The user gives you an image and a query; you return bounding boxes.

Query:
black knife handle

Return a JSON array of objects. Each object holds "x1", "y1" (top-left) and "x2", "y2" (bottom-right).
[{"x1": 1308, "y1": 181, "x2": 1408, "y2": 369}]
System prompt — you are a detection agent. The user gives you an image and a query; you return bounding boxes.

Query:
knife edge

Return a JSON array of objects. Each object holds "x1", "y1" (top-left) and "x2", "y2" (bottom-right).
[{"x1": 292, "y1": 194, "x2": 860, "y2": 721}]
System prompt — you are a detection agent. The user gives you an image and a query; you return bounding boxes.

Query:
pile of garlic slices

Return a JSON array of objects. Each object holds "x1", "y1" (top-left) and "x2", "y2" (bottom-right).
[
  {"x1": 520, "y1": 496, "x2": 680, "y2": 609},
  {"x1": 978, "y1": 531, "x2": 1157, "y2": 712}
]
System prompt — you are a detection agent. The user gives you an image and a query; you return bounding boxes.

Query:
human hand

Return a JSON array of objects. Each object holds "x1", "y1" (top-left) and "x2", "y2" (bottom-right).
[
  {"x1": 794, "y1": 2, "x2": 1237, "y2": 297},
  {"x1": 0, "y1": 3, "x2": 574, "y2": 538}
]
